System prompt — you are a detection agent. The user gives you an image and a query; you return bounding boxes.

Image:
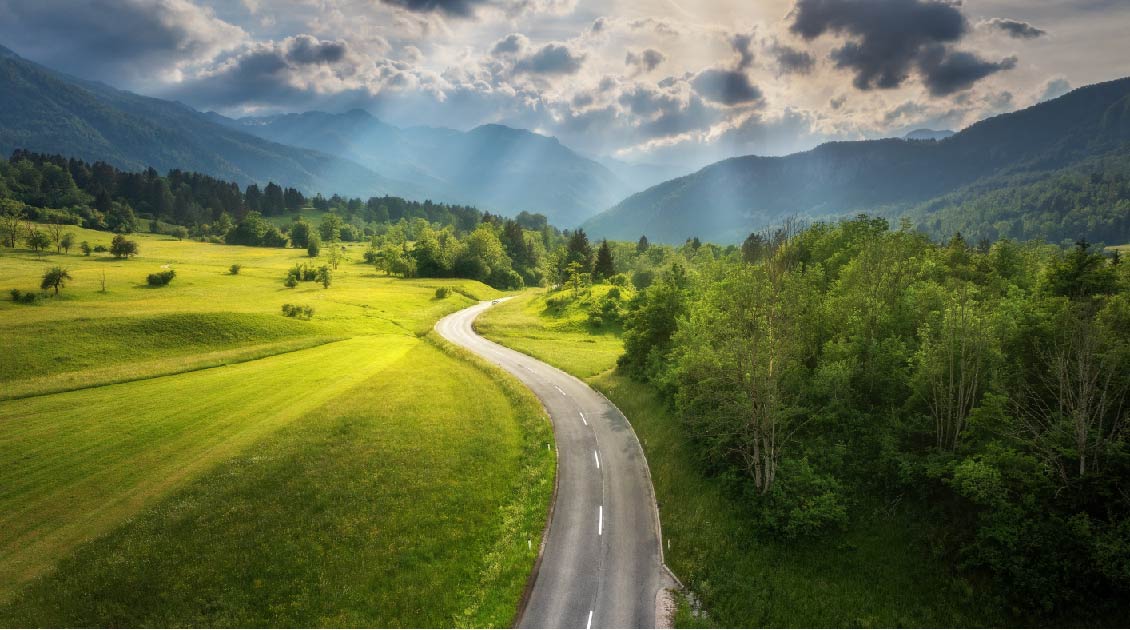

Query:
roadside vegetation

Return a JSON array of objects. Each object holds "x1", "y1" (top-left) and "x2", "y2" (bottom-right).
[
  {"x1": 0, "y1": 224, "x2": 554, "y2": 626},
  {"x1": 480, "y1": 215, "x2": 1130, "y2": 626}
]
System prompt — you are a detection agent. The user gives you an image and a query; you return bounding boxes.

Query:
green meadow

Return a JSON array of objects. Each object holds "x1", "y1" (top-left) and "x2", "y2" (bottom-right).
[
  {"x1": 478, "y1": 290, "x2": 991, "y2": 627},
  {"x1": 0, "y1": 226, "x2": 554, "y2": 626}
]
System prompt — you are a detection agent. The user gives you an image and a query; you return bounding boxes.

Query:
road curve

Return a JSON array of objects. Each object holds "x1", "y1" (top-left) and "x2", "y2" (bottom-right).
[{"x1": 436, "y1": 300, "x2": 675, "y2": 629}]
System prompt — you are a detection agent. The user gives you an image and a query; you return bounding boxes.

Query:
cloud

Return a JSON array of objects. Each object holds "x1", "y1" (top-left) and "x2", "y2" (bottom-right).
[
  {"x1": 917, "y1": 45, "x2": 1017, "y2": 96},
  {"x1": 0, "y1": 0, "x2": 246, "y2": 84},
  {"x1": 379, "y1": 0, "x2": 489, "y2": 18},
  {"x1": 691, "y1": 69, "x2": 763, "y2": 106},
  {"x1": 1038, "y1": 77, "x2": 1071, "y2": 102},
  {"x1": 513, "y1": 43, "x2": 585, "y2": 74},
  {"x1": 982, "y1": 18, "x2": 1046, "y2": 39},
  {"x1": 789, "y1": 0, "x2": 1013, "y2": 94},
  {"x1": 769, "y1": 42, "x2": 815, "y2": 75},
  {"x1": 286, "y1": 35, "x2": 348, "y2": 65},
  {"x1": 730, "y1": 32, "x2": 755, "y2": 69},
  {"x1": 491, "y1": 33, "x2": 529, "y2": 56},
  {"x1": 625, "y1": 48, "x2": 666, "y2": 74}
]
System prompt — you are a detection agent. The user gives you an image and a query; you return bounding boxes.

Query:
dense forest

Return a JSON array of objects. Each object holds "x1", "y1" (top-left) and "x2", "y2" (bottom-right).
[
  {"x1": 908, "y1": 152, "x2": 1130, "y2": 246},
  {"x1": 612, "y1": 216, "x2": 1129, "y2": 623}
]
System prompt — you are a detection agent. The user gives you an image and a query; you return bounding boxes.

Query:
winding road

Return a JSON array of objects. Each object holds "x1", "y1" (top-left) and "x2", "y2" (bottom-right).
[{"x1": 436, "y1": 300, "x2": 676, "y2": 629}]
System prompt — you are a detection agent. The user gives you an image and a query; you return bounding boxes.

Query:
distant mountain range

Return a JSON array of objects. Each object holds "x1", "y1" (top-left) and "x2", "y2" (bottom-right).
[
  {"x1": 584, "y1": 77, "x2": 1130, "y2": 243},
  {"x1": 216, "y1": 110, "x2": 634, "y2": 227},
  {"x1": 0, "y1": 44, "x2": 392, "y2": 199},
  {"x1": 0, "y1": 43, "x2": 642, "y2": 228}
]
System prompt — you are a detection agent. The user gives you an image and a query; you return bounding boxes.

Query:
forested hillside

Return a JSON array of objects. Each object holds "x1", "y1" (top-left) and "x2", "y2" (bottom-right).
[
  {"x1": 0, "y1": 45, "x2": 392, "y2": 198},
  {"x1": 615, "y1": 216, "x2": 1130, "y2": 623},
  {"x1": 585, "y1": 77, "x2": 1130, "y2": 244}
]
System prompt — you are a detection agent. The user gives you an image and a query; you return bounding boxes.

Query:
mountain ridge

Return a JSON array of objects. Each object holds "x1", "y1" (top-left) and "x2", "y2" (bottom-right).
[
  {"x1": 0, "y1": 43, "x2": 401, "y2": 198},
  {"x1": 584, "y1": 76, "x2": 1130, "y2": 244}
]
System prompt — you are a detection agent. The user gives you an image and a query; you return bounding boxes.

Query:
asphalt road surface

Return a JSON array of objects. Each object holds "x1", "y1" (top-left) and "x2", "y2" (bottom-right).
[{"x1": 436, "y1": 299, "x2": 676, "y2": 629}]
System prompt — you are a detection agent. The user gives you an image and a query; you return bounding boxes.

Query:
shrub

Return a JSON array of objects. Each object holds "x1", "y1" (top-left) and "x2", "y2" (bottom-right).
[
  {"x1": 307, "y1": 238, "x2": 320, "y2": 257},
  {"x1": 146, "y1": 269, "x2": 176, "y2": 286},
  {"x1": 170, "y1": 226, "x2": 190, "y2": 241},
  {"x1": 10, "y1": 289, "x2": 38, "y2": 304},
  {"x1": 435, "y1": 286, "x2": 452, "y2": 299},
  {"x1": 284, "y1": 273, "x2": 299, "y2": 288},
  {"x1": 92, "y1": 244, "x2": 108, "y2": 253},
  {"x1": 281, "y1": 303, "x2": 315, "y2": 319},
  {"x1": 80, "y1": 241, "x2": 92, "y2": 256},
  {"x1": 229, "y1": 264, "x2": 242, "y2": 275}
]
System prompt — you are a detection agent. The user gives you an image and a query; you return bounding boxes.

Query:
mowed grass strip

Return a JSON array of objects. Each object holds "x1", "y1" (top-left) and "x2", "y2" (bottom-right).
[
  {"x1": 0, "y1": 340, "x2": 555, "y2": 628},
  {"x1": 1, "y1": 335, "x2": 344, "y2": 401},
  {"x1": 477, "y1": 289, "x2": 988, "y2": 627},
  {"x1": 0, "y1": 334, "x2": 415, "y2": 600}
]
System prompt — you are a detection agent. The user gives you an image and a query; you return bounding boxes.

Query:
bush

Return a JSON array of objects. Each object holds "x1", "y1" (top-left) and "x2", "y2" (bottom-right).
[
  {"x1": 435, "y1": 286, "x2": 452, "y2": 299},
  {"x1": 146, "y1": 269, "x2": 176, "y2": 286},
  {"x1": 281, "y1": 303, "x2": 315, "y2": 319},
  {"x1": 10, "y1": 289, "x2": 39, "y2": 304},
  {"x1": 307, "y1": 238, "x2": 321, "y2": 257},
  {"x1": 80, "y1": 241, "x2": 92, "y2": 256},
  {"x1": 92, "y1": 244, "x2": 108, "y2": 253},
  {"x1": 284, "y1": 273, "x2": 299, "y2": 288},
  {"x1": 229, "y1": 264, "x2": 242, "y2": 275},
  {"x1": 754, "y1": 458, "x2": 849, "y2": 539}
]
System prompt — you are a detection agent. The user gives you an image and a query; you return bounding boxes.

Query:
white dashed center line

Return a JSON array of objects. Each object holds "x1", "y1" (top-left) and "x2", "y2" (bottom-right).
[
  {"x1": 586, "y1": 609, "x2": 593, "y2": 629},
  {"x1": 554, "y1": 385, "x2": 566, "y2": 396},
  {"x1": 598, "y1": 505, "x2": 603, "y2": 536},
  {"x1": 594, "y1": 450, "x2": 600, "y2": 469},
  {"x1": 579, "y1": 411, "x2": 587, "y2": 425}
]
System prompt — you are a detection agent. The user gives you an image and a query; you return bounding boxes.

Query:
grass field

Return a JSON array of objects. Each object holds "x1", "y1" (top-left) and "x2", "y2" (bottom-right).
[
  {"x1": 0, "y1": 227, "x2": 554, "y2": 626},
  {"x1": 478, "y1": 289, "x2": 994, "y2": 627}
]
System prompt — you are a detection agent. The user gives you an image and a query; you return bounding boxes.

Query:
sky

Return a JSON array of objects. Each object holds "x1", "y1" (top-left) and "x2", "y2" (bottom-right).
[{"x1": 1, "y1": 0, "x2": 1127, "y2": 170}]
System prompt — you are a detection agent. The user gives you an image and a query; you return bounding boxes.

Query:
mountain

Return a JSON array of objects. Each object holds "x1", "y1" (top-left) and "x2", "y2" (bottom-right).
[
  {"x1": 903, "y1": 128, "x2": 955, "y2": 141},
  {"x1": 0, "y1": 44, "x2": 394, "y2": 198},
  {"x1": 220, "y1": 110, "x2": 633, "y2": 227},
  {"x1": 584, "y1": 77, "x2": 1130, "y2": 244}
]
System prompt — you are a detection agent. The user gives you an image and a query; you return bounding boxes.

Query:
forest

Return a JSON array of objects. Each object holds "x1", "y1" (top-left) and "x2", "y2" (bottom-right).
[{"x1": 613, "y1": 215, "x2": 1129, "y2": 622}]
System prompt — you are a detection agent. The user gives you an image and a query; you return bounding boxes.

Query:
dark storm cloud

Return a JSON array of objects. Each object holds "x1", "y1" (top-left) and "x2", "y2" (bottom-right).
[
  {"x1": 769, "y1": 42, "x2": 815, "y2": 75},
  {"x1": 789, "y1": 0, "x2": 1014, "y2": 94},
  {"x1": 691, "y1": 69, "x2": 763, "y2": 106},
  {"x1": 918, "y1": 45, "x2": 1017, "y2": 96},
  {"x1": 625, "y1": 48, "x2": 666, "y2": 73},
  {"x1": 286, "y1": 35, "x2": 347, "y2": 64},
  {"x1": 983, "y1": 18, "x2": 1047, "y2": 39},
  {"x1": 379, "y1": 0, "x2": 490, "y2": 17},
  {"x1": 0, "y1": 0, "x2": 244, "y2": 84},
  {"x1": 513, "y1": 43, "x2": 585, "y2": 74}
]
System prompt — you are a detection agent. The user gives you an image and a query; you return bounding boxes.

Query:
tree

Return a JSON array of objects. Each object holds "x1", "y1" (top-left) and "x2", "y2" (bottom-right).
[
  {"x1": 1, "y1": 201, "x2": 26, "y2": 248},
  {"x1": 80, "y1": 240, "x2": 92, "y2": 256},
  {"x1": 565, "y1": 261, "x2": 590, "y2": 297},
  {"x1": 319, "y1": 213, "x2": 343, "y2": 242},
  {"x1": 60, "y1": 232, "x2": 75, "y2": 254},
  {"x1": 26, "y1": 229, "x2": 50, "y2": 255},
  {"x1": 594, "y1": 239, "x2": 615, "y2": 281},
  {"x1": 110, "y1": 234, "x2": 139, "y2": 258},
  {"x1": 742, "y1": 232, "x2": 767, "y2": 263},
  {"x1": 40, "y1": 266, "x2": 72, "y2": 295},
  {"x1": 307, "y1": 237, "x2": 320, "y2": 257},
  {"x1": 316, "y1": 265, "x2": 332, "y2": 288},
  {"x1": 1044, "y1": 240, "x2": 1118, "y2": 299},
  {"x1": 46, "y1": 223, "x2": 65, "y2": 252},
  {"x1": 289, "y1": 219, "x2": 312, "y2": 248},
  {"x1": 565, "y1": 228, "x2": 594, "y2": 271},
  {"x1": 637, "y1": 235, "x2": 650, "y2": 254},
  {"x1": 916, "y1": 285, "x2": 992, "y2": 451}
]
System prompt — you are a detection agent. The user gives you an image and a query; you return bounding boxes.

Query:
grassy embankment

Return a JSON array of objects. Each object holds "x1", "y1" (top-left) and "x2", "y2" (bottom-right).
[
  {"x1": 477, "y1": 289, "x2": 993, "y2": 628},
  {"x1": 0, "y1": 225, "x2": 554, "y2": 626}
]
